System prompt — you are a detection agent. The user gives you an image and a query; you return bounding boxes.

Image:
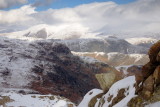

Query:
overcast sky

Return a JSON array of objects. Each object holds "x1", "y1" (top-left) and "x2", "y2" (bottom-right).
[{"x1": 0, "y1": 0, "x2": 160, "y2": 36}]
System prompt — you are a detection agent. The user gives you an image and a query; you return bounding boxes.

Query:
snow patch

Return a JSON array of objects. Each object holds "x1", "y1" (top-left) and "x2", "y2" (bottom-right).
[
  {"x1": 102, "y1": 76, "x2": 136, "y2": 107},
  {"x1": 78, "y1": 89, "x2": 103, "y2": 107}
]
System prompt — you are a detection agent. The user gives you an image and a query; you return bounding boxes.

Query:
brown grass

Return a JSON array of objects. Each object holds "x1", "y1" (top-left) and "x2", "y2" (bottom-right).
[{"x1": 0, "y1": 96, "x2": 14, "y2": 106}]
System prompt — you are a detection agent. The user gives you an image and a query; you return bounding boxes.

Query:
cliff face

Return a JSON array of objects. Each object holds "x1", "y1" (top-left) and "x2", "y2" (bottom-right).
[{"x1": 79, "y1": 40, "x2": 160, "y2": 107}]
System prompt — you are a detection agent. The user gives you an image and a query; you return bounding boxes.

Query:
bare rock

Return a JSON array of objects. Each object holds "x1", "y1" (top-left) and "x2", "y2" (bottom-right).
[
  {"x1": 148, "y1": 40, "x2": 160, "y2": 64},
  {"x1": 153, "y1": 66, "x2": 160, "y2": 86}
]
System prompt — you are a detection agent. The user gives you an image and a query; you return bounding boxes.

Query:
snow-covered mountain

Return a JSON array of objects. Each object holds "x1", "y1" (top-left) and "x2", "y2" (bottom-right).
[
  {"x1": 2, "y1": 24, "x2": 96, "y2": 40},
  {"x1": 1, "y1": 24, "x2": 157, "y2": 55}
]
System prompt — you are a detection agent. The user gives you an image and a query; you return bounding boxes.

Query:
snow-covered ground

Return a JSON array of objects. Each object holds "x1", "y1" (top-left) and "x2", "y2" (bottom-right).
[
  {"x1": 102, "y1": 76, "x2": 136, "y2": 107},
  {"x1": 78, "y1": 89, "x2": 103, "y2": 107},
  {"x1": 78, "y1": 76, "x2": 136, "y2": 107},
  {"x1": 0, "y1": 92, "x2": 75, "y2": 107}
]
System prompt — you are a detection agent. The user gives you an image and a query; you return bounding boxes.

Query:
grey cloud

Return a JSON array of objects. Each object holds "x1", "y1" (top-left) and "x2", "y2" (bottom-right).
[{"x1": 0, "y1": 0, "x2": 27, "y2": 9}]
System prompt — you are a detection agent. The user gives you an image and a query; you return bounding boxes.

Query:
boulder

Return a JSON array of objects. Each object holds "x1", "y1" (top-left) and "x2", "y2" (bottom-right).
[
  {"x1": 148, "y1": 40, "x2": 160, "y2": 64},
  {"x1": 95, "y1": 72, "x2": 116, "y2": 92},
  {"x1": 95, "y1": 67, "x2": 122, "y2": 92}
]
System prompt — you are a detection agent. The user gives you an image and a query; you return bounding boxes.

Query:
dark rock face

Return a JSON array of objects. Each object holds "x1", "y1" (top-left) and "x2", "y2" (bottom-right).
[
  {"x1": 148, "y1": 41, "x2": 160, "y2": 64},
  {"x1": 142, "y1": 41, "x2": 160, "y2": 79}
]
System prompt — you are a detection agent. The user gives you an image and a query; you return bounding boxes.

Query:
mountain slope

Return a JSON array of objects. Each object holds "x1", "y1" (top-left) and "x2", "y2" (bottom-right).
[{"x1": 0, "y1": 36, "x2": 121, "y2": 104}]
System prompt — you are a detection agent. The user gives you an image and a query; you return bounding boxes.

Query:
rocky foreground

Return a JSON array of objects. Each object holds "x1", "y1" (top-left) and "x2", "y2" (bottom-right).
[{"x1": 79, "y1": 40, "x2": 160, "y2": 107}]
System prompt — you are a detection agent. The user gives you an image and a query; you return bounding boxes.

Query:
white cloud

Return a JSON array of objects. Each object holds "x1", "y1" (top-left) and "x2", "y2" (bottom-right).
[
  {"x1": 0, "y1": 0, "x2": 160, "y2": 36},
  {"x1": 0, "y1": 5, "x2": 36, "y2": 24},
  {"x1": 0, "y1": 0, "x2": 27, "y2": 9}
]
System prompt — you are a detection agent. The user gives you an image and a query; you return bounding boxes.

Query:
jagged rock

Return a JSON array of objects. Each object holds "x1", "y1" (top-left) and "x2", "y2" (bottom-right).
[{"x1": 148, "y1": 40, "x2": 160, "y2": 64}]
